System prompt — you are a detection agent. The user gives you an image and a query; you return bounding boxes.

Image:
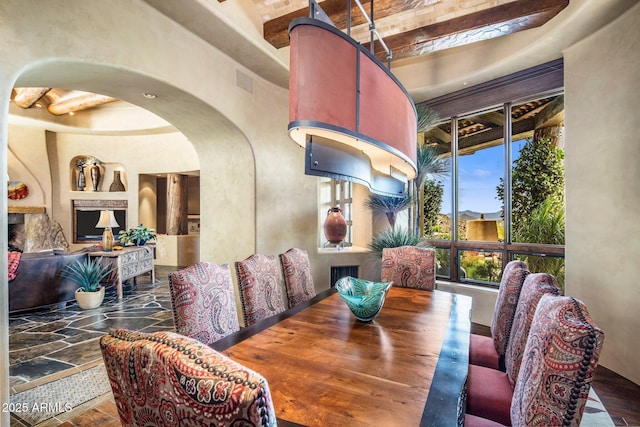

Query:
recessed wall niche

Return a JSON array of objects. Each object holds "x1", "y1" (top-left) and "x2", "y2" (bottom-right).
[{"x1": 70, "y1": 155, "x2": 127, "y2": 192}]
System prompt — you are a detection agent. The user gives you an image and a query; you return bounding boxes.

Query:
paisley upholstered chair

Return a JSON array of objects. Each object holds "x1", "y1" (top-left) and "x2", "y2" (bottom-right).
[
  {"x1": 235, "y1": 254, "x2": 288, "y2": 326},
  {"x1": 279, "y1": 248, "x2": 316, "y2": 308},
  {"x1": 168, "y1": 262, "x2": 240, "y2": 345},
  {"x1": 465, "y1": 295, "x2": 604, "y2": 427},
  {"x1": 468, "y1": 260, "x2": 530, "y2": 370},
  {"x1": 380, "y1": 245, "x2": 436, "y2": 290},
  {"x1": 504, "y1": 272, "x2": 562, "y2": 386},
  {"x1": 100, "y1": 329, "x2": 277, "y2": 427}
]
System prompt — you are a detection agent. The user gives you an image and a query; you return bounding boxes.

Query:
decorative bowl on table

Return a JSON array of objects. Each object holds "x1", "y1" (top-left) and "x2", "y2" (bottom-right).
[{"x1": 335, "y1": 276, "x2": 393, "y2": 322}]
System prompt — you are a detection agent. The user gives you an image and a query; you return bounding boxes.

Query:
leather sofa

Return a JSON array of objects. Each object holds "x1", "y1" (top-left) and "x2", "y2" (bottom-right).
[{"x1": 8, "y1": 250, "x2": 88, "y2": 313}]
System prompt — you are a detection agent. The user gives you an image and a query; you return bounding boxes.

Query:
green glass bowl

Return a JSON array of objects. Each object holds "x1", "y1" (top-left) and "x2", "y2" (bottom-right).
[{"x1": 335, "y1": 276, "x2": 393, "y2": 322}]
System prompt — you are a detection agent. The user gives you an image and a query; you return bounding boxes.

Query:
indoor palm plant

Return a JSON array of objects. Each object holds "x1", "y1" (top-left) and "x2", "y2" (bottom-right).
[
  {"x1": 118, "y1": 224, "x2": 157, "y2": 246},
  {"x1": 61, "y1": 256, "x2": 114, "y2": 309}
]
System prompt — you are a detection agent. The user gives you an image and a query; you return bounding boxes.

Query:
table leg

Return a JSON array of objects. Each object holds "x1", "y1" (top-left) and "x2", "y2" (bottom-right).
[{"x1": 117, "y1": 257, "x2": 123, "y2": 300}]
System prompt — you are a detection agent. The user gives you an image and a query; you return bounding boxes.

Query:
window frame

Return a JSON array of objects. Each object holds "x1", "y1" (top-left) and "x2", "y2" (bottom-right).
[{"x1": 418, "y1": 59, "x2": 565, "y2": 287}]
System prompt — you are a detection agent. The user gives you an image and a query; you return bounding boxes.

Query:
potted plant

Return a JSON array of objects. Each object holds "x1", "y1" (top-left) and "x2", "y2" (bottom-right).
[
  {"x1": 118, "y1": 224, "x2": 157, "y2": 246},
  {"x1": 61, "y1": 256, "x2": 114, "y2": 309}
]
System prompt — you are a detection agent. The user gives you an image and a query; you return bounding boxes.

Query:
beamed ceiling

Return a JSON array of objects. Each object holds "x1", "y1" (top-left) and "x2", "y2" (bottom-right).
[
  {"x1": 254, "y1": 0, "x2": 569, "y2": 62},
  {"x1": 10, "y1": 0, "x2": 569, "y2": 117}
]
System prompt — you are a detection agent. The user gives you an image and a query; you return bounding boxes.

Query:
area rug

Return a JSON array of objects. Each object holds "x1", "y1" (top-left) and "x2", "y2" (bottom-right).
[
  {"x1": 9, "y1": 364, "x2": 111, "y2": 426},
  {"x1": 582, "y1": 387, "x2": 614, "y2": 426}
]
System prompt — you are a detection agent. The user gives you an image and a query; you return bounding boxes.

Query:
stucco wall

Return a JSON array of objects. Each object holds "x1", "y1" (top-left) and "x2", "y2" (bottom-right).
[
  {"x1": 564, "y1": 2, "x2": 640, "y2": 385},
  {"x1": 7, "y1": 125, "x2": 50, "y2": 210},
  {"x1": 46, "y1": 131, "x2": 199, "y2": 252},
  {"x1": 0, "y1": 1, "x2": 359, "y2": 417}
]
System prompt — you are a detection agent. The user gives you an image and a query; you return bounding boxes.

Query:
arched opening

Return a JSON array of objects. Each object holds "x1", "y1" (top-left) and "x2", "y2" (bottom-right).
[{"x1": 3, "y1": 60, "x2": 257, "y2": 419}]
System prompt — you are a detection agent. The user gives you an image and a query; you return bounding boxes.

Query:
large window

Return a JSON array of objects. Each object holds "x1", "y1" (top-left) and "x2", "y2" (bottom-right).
[{"x1": 421, "y1": 93, "x2": 565, "y2": 287}]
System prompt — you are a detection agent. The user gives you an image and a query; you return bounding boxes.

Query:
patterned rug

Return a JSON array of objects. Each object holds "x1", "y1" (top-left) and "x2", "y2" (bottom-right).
[
  {"x1": 582, "y1": 387, "x2": 614, "y2": 426},
  {"x1": 9, "y1": 364, "x2": 111, "y2": 426}
]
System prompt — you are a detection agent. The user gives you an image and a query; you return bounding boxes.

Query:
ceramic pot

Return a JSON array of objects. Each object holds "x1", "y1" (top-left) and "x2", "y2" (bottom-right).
[
  {"x1": 324, "y1": 207, "x2": 347, "y2": 244},
  {"x1": 75, "y1": 286, "x2": 105, "y2": 310},
  {"x1": 109, "y1": 170, "x2": 126, "y2": 192}
]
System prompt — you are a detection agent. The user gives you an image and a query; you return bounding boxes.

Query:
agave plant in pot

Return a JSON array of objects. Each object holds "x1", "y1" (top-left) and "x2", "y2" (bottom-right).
[{"x1": 62, "y1": 256, "x2": 114, "y2": 310}]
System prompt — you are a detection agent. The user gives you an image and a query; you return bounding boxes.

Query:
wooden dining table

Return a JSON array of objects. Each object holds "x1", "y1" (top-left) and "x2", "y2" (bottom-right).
[{"x1": 211, "y1": 286, "x2": 472, "y2": 427}]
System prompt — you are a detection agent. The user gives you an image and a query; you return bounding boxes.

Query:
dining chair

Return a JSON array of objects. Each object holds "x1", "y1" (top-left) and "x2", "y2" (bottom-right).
[
  {"x1": 235, "y1": 253, "x2": 288, "y2": 326},
  {"x1": 469, "y1": 260, "x2": 529, "y2": 370},
  {"x1": 168, "y1": 261, "x2": 240, "y2": 345},
  {"x1": 279, "y1": 247, "x2": 316, "y2": 308},
  {"x1": 465, "y1": 294, "x2": 604, "y2": 427},
  {"x1": 380, "y1": 245, "x2": 436, "y2": 290},
  {"x1": 100, "y1": 329, "x2": 277, "y2": 427},
  {"x1": 504, "y1": 272, "x2": 562, "y2": 386}
]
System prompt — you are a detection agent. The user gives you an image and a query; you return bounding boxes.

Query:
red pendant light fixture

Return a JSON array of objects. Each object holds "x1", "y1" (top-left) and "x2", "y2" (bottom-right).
[{"x1": 288, "y1": 0, "x2": 417, "y2": 197}]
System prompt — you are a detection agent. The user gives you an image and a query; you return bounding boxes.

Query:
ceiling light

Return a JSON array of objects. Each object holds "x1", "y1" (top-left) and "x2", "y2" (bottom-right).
[
  {"x1": 288, "y1": 18, "x2": 417, "y2": 197},
  {"x1": 143, "y1": 92, "x2": 157, "y2": 99}
]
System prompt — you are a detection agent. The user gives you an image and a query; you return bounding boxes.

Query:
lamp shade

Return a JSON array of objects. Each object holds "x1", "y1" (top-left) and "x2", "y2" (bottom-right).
[{"x1": 96, "y1": 210, "x2": 119, "y2": 228}]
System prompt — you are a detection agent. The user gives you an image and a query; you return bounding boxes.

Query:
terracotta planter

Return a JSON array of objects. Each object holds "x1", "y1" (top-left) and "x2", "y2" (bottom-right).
[
  {"x1": 75, "y1": 286, "x2": 105, "y2": 310},
  {"x1": 324, "y1": 207, "x2": 347, "y2": 244}
]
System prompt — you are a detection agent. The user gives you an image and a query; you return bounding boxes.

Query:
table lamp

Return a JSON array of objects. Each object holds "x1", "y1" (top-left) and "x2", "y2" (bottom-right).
[{"x1": 96, "y1": 210, "x2": 119, "y2": 251}]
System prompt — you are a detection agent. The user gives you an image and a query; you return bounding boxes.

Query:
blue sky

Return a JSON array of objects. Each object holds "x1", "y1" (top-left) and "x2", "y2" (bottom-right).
[{"x1": 438, "y1": 140, "x2": 527, "y2": 215}]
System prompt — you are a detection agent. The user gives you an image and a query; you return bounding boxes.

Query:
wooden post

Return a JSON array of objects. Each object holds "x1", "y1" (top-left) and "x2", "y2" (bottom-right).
[
  {"x1": 166, "y1": 173, "x2": 188, "y2": 235},
  {"x1": 533, "y1": 125, "x2": 563, "y2": 147}
]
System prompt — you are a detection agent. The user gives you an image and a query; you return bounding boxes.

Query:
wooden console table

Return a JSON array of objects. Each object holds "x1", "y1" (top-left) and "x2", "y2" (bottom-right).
[{"x1": 88, "y1": 246, "x2": 154, "y2": 299}]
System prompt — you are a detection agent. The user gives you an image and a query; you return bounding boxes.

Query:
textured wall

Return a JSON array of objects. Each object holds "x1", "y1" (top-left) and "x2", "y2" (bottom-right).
[{"x1": 564, "y1": 2, "x2": 640, "y2": 385}]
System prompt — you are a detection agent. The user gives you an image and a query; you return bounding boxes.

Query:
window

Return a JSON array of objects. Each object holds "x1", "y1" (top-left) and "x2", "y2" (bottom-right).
[
  {"x1": 457, "y1": 109, "x2": 504, "y2": 242},
  {"x1": 319, "y1": 178, "x2": 353, "y2": 247},
  {"x1": 420, "y1": 94, "x2": 565, "y2": 286}
]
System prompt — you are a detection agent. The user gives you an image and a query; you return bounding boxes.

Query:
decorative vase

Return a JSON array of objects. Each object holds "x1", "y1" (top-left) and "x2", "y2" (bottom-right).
[
  {"x1": 335, "y1": 276, "x2": 392, "y2": 322},
  {"x1": 109, "y1": 170, "x2": 126, "y2": 192},
  {"x1": 75, "y1": 286, "x2": 105, "y2": 310},
  {"x1": 324, "y1": 207, "x2": 347, "y2": 245},
  {"x1": 90, "y1": 162, "x2": 101, "y2": 191},
  {"x1": 77, "y1": 164, "x2": 86, "y2": 191}
]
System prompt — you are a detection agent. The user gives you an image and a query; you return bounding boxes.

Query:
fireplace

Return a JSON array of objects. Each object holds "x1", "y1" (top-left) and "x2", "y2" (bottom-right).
[
  {"x1": 8, "y1": 206, "x2": 69, "y2": 252},
  {"x1": 73, "y1": 200, "x2": 127, "y2": 243}
]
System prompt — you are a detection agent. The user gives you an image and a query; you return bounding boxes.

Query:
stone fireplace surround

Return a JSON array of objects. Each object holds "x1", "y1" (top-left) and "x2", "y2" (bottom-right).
[{"x1": 8, "y1": 207, "x2": 69, "y2": 253}]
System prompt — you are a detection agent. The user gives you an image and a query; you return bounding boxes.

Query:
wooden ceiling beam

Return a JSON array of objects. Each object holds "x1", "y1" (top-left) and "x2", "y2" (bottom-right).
[
  {"x1": 47, "y1": 93, "x2": 117, "y2": 116},
  {"x1": 12, "y1": 87, "x2": 51, "y2": 108},
  {"x1": 366, "y1": 0, "x2": 569, "y2": 62},
  {"x1": 263, "y1": 0, "x2": 426, "y2": 49},
  {"x1": 534, "y1": 95, "x2": 565, "y2": 128},
  {"x1": 263, "y1": 0, "x2": 568, "y2": 64}
]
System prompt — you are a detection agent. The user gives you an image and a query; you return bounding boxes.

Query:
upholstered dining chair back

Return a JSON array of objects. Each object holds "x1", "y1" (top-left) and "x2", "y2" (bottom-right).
[
  {"x1": 504, "y1": 272, "x2": 562, "y2": 386},
  {"x1": 490, "y1": 260, "x2": 530, "y2": 364},
  {"x1": 469, "y1": 260, "x2": 530, "y2": 370},
  {"x1": 235, "y1": 253, "x2": 288, "y2": 326},
  {"x1": 168, "y1": 262, "x2": 240, "y2": 345},
  {"x1": 380, "y1": 245, "x2": 436, "y2": 290},
  {"x1": 511, "y1": 295, "x2": 604, "y2": 427},
  {"x1": 100, "y1": 329, "x2": 277, "y2": 427},
  {"x1": 279, "y1": 248, "x2": 316, "y2": 308}
]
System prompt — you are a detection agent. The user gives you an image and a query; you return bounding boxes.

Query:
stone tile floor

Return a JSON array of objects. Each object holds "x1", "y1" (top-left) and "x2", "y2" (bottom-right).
[{"x1": 8, "y1": 265, "x2": 179, "y2": 426}]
